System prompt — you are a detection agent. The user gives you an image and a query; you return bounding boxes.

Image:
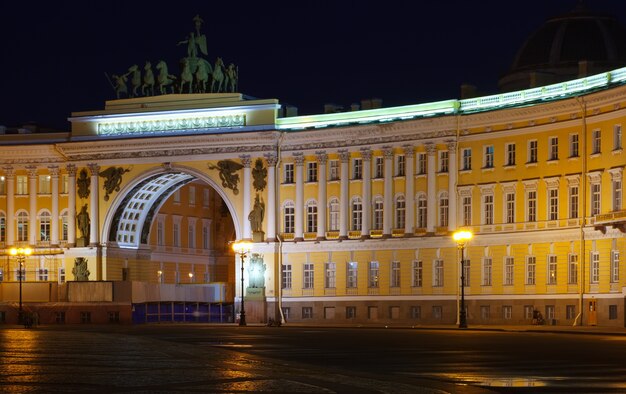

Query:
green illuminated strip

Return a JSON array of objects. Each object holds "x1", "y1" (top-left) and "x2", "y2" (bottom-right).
[{"x1": 98, "y1": 114, "x2": 245, "y2": 135}]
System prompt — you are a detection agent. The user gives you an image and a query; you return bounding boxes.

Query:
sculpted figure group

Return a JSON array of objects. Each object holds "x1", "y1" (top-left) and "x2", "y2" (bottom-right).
[{"x1": 108, "y1": 15, "x2": 238, "y2": 98}]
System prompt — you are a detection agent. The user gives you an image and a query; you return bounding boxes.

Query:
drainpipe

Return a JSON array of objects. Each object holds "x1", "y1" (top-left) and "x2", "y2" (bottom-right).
[
  {"x1": 275, "y1": 131, "x2": 286, "y2": 324},
  {"x1": 455, "y1": 113, "x2": 461, "y2": 326},
  {"x1": 574, "y1": 96, "x2": 587, "y2": 327}
]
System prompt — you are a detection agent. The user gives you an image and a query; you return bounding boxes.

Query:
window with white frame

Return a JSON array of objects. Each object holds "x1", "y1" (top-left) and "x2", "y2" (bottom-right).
[
  {"x1": 613, "y1": 178, "x2": 622, "y2": 211},
  {"x1": 549, "y1": 137, "x2": 558, "y2": 160},
  {"x1": 397, "y1": 155, "x2": 406, "y2": 176},
  {"x1": 614, "y1": 125, "x2": 622, "y2": 150},
  {"x1": 439, "y1": 193, "x2": 448, "y2": 227},
  {"x1": 373, "y1": 197, "x2": 384, "y2": 230},
  {"x1": 188, "y1": 186, "x2": 196, "y2": 206},
  {"x1": 188, "y1": 223, "x2": 195, "y2": 249},
  {"x1": 395, "y1": 195, "x2": 406, "y2": 229},
  {"x1": 591, "y1": 252, "x2": 600, "y2": 283},
  {"x1": 38, "y1": 268, "x2": 49, "y2": 281},
  {"x1": 157, "y1": 221, "x2": 164, "y2": 246},
  {"x1": 284, "y1": 163, "x2": 294, "y2": 183},
  {"x1": 483, "y1": 194, "x2": 493, "y2": 225},
  {"x1": 417, "y1": 153, "x2": 426, "y2": 175},
  {"x1": 303, "y1": 263, "x2": 314, "y2": 289},
  {"x1": 307, "y1": 162, "x2": 318, "y2": 182},
  {"x1": 591, "y1": 182, "x2": 601, "y2": 216},
  {"x1": 439, "y1": 151, "x2": 448, "y2": 173},
  {"x1": 58, "y1": 267, "x2": 65, "y2": 284},
  {"x1": 526, "y1": 256, "x2": 536, "y2": 285},
  {"x1": 483, "y1": 145, "x2": 494, "y2": 168},
  {"x1": 39, "y1": 211, "x2": 51, "y2": 241},
  {"x1": 433, "y1": 259, "x2": 444, "y2": 287},
  {"x1": 548, "y1": 188, "x2": 559, "y2": 220},
  {"x1": 347, "y1": 262, "x2": 358, "y2": 288},
  {"x1": 374, "y1": 157, "x2": 384, "y2": 178},
  {"x1": 329, "y1": 198, "x2": 339, "y2": 231},
  {"x1": 38, "y1": 175, "x2": 51, "y2": 194},
  {"x1": 417, "y1": 195, "x2": 427, "y2": 228},
  {"x1": 547, "y1": 255, "x2": 557, "y2": 285},
  {"x1": 482, "y1": 257, "x2": 492, "y2": 286},
  {"x1": 16, "y1": 175, "x2": 27, "y2": 195},
  {"x1": 173, "y1": 189, "x2": 181, "y2": 203},
  {"x1": 568, "y1": 254, "x2": 578, "y2": 284},
  {"x1": 566, "y1": 305, "x2": 576, "y2": 319},
  {"x1": 306, "y1": 201, "x2": 318, "y2": 233},
  {"x1": 504, "y1": 257, "x2": 514, "y2": 285},
  {"x1": 505, "y1": 192, "x2": 515, "y2": 223},
  {"x1": 481, "y1": 306, "x2": 490, "y2": 319},
  {"x1": 592, "y1": 130, "x2": 601, "y2": 154},
  {"x1": 282, "y1": 264, "x2": 292, "y2": 289},
  {"x1": 461, "y1": 148, "x2": 471, "y2": 170},
  {"x1": 302, "y1": 307, "x2": 313, "y2": 319},
  {"x1": 505, "y1": 143, "x2": 516, "y2": 166},
  {"x1": 17, "y1": 211, "x2": 28, "y2": 242},
  {"x1": 329, "y1": 160, "x2": 339, "y2": 181},
  {"x1": 351, "y1": 197, "x2": 362, "y2": 231},
  {"x1": 527, "y1": 140, "x2": 538, "y2": 163},
  {"x1": 353, "y1": 158, "x2": 362, "y2": 180},
  {"x1": 172, "y1": 222, "x2": 180, "y2": 247},
  {"x1": 503, "y1": 305, "x2": 513, "y2": 320},
  {"x1": 569, "y1": 185, "x2": 579, "y2": 218},
  {"x1": 527, "y1": 190, "x2": 537, "y2": 222},
  {"x1": 391, "y1": 261, "x2": 400, "y2": 287},
  {"x1": 570, "y1": 133, "x2": 579, "y2": 157},
  {"x1": 463, "y1": 259, "x2": 470, "y2": 287},
  {"x1": 412, "y1": 260, "x2": 422, "y2": 287},
  {"x1": 368, "y1": 261, "x2": 379, "y2": 288},
  {"x1": 284, "y1": 201, "x2": 295, "y2": 233},
  {"x1": 411, "y1": 305, "x2": 421, "y2": 319},
  {"x1": 611, "y1": 250, "x2": 620, "y2": 283},
  {"x1": 202, "y1": 225, "x2": 209, "y2": 249},
  {"x1": 463, "y1": 196, "x2": 472, "y2": 226},
  {"x1": 325, "y1": 262, "x2": 336, "y2": 288}
]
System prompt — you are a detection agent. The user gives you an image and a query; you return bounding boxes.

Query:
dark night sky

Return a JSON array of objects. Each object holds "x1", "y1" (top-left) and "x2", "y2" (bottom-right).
[{"x1": 1, "y1": 1, "x2": 625, "y2": 131}]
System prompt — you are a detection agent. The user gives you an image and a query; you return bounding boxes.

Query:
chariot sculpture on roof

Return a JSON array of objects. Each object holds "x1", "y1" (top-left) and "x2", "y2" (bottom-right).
[{"x1": 106, "y1": 15, "x2": 238, "y2": 98}]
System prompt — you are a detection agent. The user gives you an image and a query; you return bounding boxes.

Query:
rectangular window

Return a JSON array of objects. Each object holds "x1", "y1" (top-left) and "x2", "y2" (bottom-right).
[
  {"x1": 570, "y1": 133, "x2": 579, "y2": 157},
  {"x1": 614, "y1": 125, "x2": 622, "y2": 150},
  {"x1": 397, "y1": 155, "x2": 406, "y2": 176},
  {"x1": 547, "y1": 255, "x2": 557, "y2": 285},
  {"x1": 505, "y1": 143, "x2": 516, "y2": 166},
  {"x1": 329, "y1": 199, "x2": 339, "y2": 231},
  {"x1": 614, "y1": 179, "x2": 622, "y2": 211},
  {"x1": 0, "y1": 269, "x2": 4, "y2": 282},
  {"x1": 284, "y1": 204, "x2": 295, "y2": 233},
  {"x1": 482, "y1": 257, "x2": 492, "y2": 286},
  {"x1": 609, "y1": 305, "x2": 618, "y2": 320},
  {"x1": 480, "y1": 305, "x2": 490, "y2": 320},
  {"x1": 506, "y1": 192, "x2": 515, "y2": 223},
  {"x1": 462, "y1": 148, "x2": 471, "y2": 170},
  {"x1": 566, "y1": 305, "x2": 576, "y2": 320},
  {"x1": 329, "y1": 160, "x2": 339, "y2": 181},
  {"x1": 38, "y1": 268, "x2": 48, "y2": 281},
  {"x1": 524, "y1": 305, "x2": 534, "y2": 320},
  {"x1": 463, "y1": 196, "x2": 472, "y2": 226},
  {"x1": 284, "y1": 163, "x2": 294, "y2": 183},
  {"x1": 325, "y1": 262, "x2": 336, "y2": 288},
  {"x1": 439, "y1": 151, "x2": 448, "y2": 173},
  {"x1": 526, "y1": 256, "x2": 536, "y2": 285},
  {"x1": 353, "y1": 158, "x2": 362, "y2": 180},
  {"x1": 368, "y1": 261, "x2": 379, "y2": 288},
  {"x1": 410, "y1": 306, "x2": 421, "y2": 319},
  {"x1": 172, "y1": 223, "x2": 180, "y2": 247},
  {"x1": 347, "y1": 262, "x2": 358, "y2": 288},
  {"x1": 38, "y1": 175, "x2": 51, "y2": 194},
  {"x1": 503, "y1": 305, "x2": 512, "y2": 320},
  {"x1": 395, "y1": 198, "x2": 406, "y2": 229},
  {"x1": 302, "y1": 307, "x2": 313, "y2": 319},
  {"x1": 281, "y1": 264, "x2": 292, "y2": 289},
  {"x1": 433, "y1": 259, "x2": 444, "y2": 287},
  {"x1": 373, "y1": 199, "x2": 383, "y2": 230},
  {"x1": 527, "y1": 191, "x2": 537, "y2": 222},
  {"x1": 611, "y1": 250, "x2": 620, "y2": 283},
  {"x1": 549, "y1": 136, "x2": 558, "y2": 160},
  {"x1": 591, "y1": 183, "x2": 601, "y2": 216},
  {"x1": 188, "y1": 186, "x2": 195, "y2": 205},
  {"x1": 570, "y1": 186, "x2": 579, "y2": 218},
  {"x1": 432, "y1": 306, "x2": 442, "y2": 320},
  {"x1": 439, "y1": 196, "x2": 448, "y2": 227},
  {"x1": 484, "y1": 145, "x2": 494, "y2": 168},
  {"x1": 346, "y1": 306, "x2": 356, "y2": 319},
  {"x1": 483, "y1": 195, "x2": 493, "y2": 225},
  {"x1": 108, "y1": 311, "x2": 120, "y2": 323},
  {"x1": 351, "y1": 200, "x2": 362, "y2": 231},
  {"x1": 545, "y1": 305, "x2": 555, "y2": 320},
  {"x1": 504, "y1": 257, "x2": 514, "y2": 286},
  {"x1": 80, "y1": 312, "x2": 91, "y2": 324},
  {"x1": 549, "y1": 188, "x2": 559, "y2": 220},
  {"x1": 55, "y1": 311, "x2": 65, "y2": 324},
  {"x1": 282, "y1": 307, "x2": 291, "y2": 321},
  {"x1": 306, "y1": 204, "x2": 317, "y2": 233},
  {"x1": 16, "y1": 175, "x2": 27, "y2": 195},
  {"x1": 0, "y1": 178, "x2": 5, "y2": 195},
  {"x1": 528, "y1": 140, "x2": 538, "y2": 163},
  {"x1": 592, "y1": 129, "x2": 601, "y2": 154},
  {"x1": 188, "y1": 224, "x2": 195, "y2": 249},
  {"x1": 375, "y1": 157, "x2": 384, "y2": 178},
  {"x1": 569, "y1": 254, "x2": 578, "y2": 284},
  {"x1": 303, "y1": 263, "x2": 314, "y2": 289},
  {"x1": 591, "y1": 252, "x2": 600, "y2": 284},
  {"x1": 202, "y1": 225, "x2": 209, "y2": 249},
  {"x1": 412, "y1": 260, "x2": 422, "y2": 287},
  {"x1": 203, "y1": 188, "x2": 210, "y2": 207},
  {"x1": 417, "y1": 153, "x2": 426, "y2": 175},
  {"x1": 307, "y1": 162, "x2": 318, "y2": 182},
  {"x1": 173, "y1": 190, "x2": 180, "y2": 203},
  {"x1": 417, "y1": 197, "x2": 427, "y2": 228},
  {"x1": 391, "y1": 261, "x2": 400, "y2": 288}
]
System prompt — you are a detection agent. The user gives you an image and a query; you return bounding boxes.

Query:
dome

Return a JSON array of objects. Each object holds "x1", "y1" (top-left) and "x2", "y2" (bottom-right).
[{"x1": 499, "y1": 4, "x2": 626, "y2": 92}]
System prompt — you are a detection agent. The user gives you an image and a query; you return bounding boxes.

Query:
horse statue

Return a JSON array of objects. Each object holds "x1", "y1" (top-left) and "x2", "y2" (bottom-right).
[
  {"x1": 141, "y1": 61, "x2": 155, "y2": 96},
  {"x1": 127, "y1": 65, "x2": 141, "y2": 98},
  {"x1": 156, "y1": 60, "x2": 176, "y2": 95},
  {"x1": 210, "y1": 57, "x2": 226, "y2": 93},
  {"x1": 179, "y1": 58, "x2": 194, "y2": 94},
  {"x1": 225, "y1": 63, "x2": 238, "y2": 93},
  {"x1": 195, "y1": 58, "x2": 212, "y2": 93}
]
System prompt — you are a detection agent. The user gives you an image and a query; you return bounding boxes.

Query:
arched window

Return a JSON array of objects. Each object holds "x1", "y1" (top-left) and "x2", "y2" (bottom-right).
[
  {"x1": 417, "y1": 194, "x2": 427, "y2": 229},
  {"x1": 373, "y1": 197, "x2": 383, "y2": 230},
  {"x1": 306, "y1": 200, "x2": 318, "y2": 233},
  {"x1": 39, "y1": 211, "x2": 51, "y2": 241},
  {"x1": 17, "y1": 211, "x2": 28, "y2": 242},
  {"x1": 328, "y1": 198, "x2": 339, "y2": 231},
  {"x1": 60, "y1": 210, "x2": 68, "y2": 241},
  {"x1": 283, "y1": 201, "x2": 295, "y2": 233},
  {"x1": 395, "y1": 195, "x2": 406, "y2": 229},
  {"x1": 439, "y1": 192, "x2": 449, "y2": 227},
  {"x1": 351, "y1": 197, "x2": 362, "y2": 231}
]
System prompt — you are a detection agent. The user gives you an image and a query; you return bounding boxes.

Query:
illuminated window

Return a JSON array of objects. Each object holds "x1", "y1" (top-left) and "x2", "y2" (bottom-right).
[
  {"x1": 412, "y1": 260, "x2": 422, "y2": 287},
  {"x1": 547, "y1": 255, "x2": 557, "y2": 285},
  {"x1": 368, "y1": 261, "x2": 379, "y2": 288},
  {"x1": 569, "y1": 254, "x2": 578, "y2": 284},
  {"x1": 390, "y1": 261, "x2": 400, "y2": 288},
  {"x1": 16, "y1": 176, "x2": 27, "y2": 195},
  {"x1": 325, "y1": 262, "x2": 336, "y2": 288},
  {"x1": 347, "y1": 262, "x2": 358, "y2": 288},
  {"x1": 38, "y1": 175, "x2": 51, "y2": 194}
]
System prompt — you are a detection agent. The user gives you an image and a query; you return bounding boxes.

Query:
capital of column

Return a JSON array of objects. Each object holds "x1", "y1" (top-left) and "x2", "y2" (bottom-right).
[
  {"x1": 264, "y1": 153, "x2": 278, "y2": 167},
  {"x1": 48, "y1": 165, "x2": 60, "y2": 177},
  {"x1": 87, "y1": 163, "x2": 100, "y2": 176},
  {"x1": 425, "y1": 143, "x2": 437, "y2": 156},
  {"x1": 66, "y1": 164, "x2": 77, "y2": 177},
  {"x1": 383, "y1": 146, "x2": 394, "y2": 160},
  {"x1": 315, "y1": 151, "x2": 328, "y2": 165},
  {"x1": 293, "y1": 152, "x2": 305, "y2": 166},
  {"x1": 360, "y1": 148, "x2": 372, "y2": 162},
  {"x1": 446, "y1": 140, "x2": 457, "y2": 152},
  {"x1": 403, "y1": 145, "x2": 415, "y2": 158},
  {"x1": 26, "y1": 165, "x2": 38, "y2": 178},
  {"x1": 239, "y1": 155, "x2": 252, "y2": 168},
  {"x1": 3, "y1": 166, "x2": 15, "y2": 178},
  {"x1": 339, "y1": 150, "x2": 351, "y2": 163}
]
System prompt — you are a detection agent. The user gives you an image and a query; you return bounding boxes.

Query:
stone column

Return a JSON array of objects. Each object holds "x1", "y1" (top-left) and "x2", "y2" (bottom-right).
[
  {"x1": 27, "y1": 166, "x2": 38, "y2": 245},
  {"x1": 383, "y1": 146, "x2": 394, "y2": 237},
  {"x1": 447, "y1": 140, "x2": 458, "y2": 231},
  {"x1": 240, "y1": 155, "x2": 252, "y2": 240},
  {"x1": 361, "y1": 148, "x2": 372, "y2": 238},
  {"x1": 339, "y1": 150, "x2": 350, "y2": 240},
  {"x1": 294, "y1": 152, "x2": 304, "y2": 241},
  {"x1": 87, "y1": 163, "x2": 100, "y2": 246},
  {"x1": 404, "y1": 145, "x2": 415, "y2": 236},
  {"x1": 49, "y1": 166, "x2": 60, "y2": 246},
  {"x1": 265, "y1": 153, "x2": 277, "y2": 241},
  {"x1": 4, "y1": 166, "x2": 15, "y2": 245},
  {"x1": 316, "y1": 151, "x2": 328, "y2": 241},
  {"x1": 425, "y1": 143, "x2": 437, "y2": 233},
  {"x1": 66, "y1": 164, "x2": 77, "y2": 246}
]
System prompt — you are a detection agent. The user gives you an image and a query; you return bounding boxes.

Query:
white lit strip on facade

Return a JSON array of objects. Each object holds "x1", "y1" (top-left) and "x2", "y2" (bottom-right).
[{"x1": 98, "y1": 113, "x2": 245, "y2": 136}]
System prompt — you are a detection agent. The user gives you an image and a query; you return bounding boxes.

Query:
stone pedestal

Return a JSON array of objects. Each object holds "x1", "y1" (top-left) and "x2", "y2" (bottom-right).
[
  {"x1": 252, "y1": 231, "x2": 265, "y2": 243},
  {"x1": 244, "y1": 287, "x2": 266, "y2": 323},
  {"x1": 76, "y1": 237, "x2": 88, "y2": 247}
]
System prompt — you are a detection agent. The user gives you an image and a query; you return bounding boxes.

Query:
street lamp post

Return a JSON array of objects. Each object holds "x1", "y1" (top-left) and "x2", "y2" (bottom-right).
[
  {"x1": 232, "y1": 240, "x2": 252, "y2": 326},
  {"x1": 453, "y1": 230, "x2": 472, "y2": 329},
  {"x1": 9, "y1": 247, "x2": 33, "y2": 324}
]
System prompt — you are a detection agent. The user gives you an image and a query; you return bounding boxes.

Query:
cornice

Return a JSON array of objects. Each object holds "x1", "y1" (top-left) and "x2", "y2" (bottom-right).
[{"x1": 0, "y1": 145, "x2": 66, "y2": 165}]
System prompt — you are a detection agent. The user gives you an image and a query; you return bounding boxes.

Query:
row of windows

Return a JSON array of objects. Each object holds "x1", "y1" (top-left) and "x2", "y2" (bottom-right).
[
  {"x1": 281, "y1": 252, "x2": 620, "y2": 290},
  {"x1": 156, "y1": 220, "x2": 211, "y2": 249},
  {"x1": 0, "y1": 268, "x2": 65, "y2": 283},
  {"x1": 0, "y1": 211, "x2": 69, "y2": 242}
]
